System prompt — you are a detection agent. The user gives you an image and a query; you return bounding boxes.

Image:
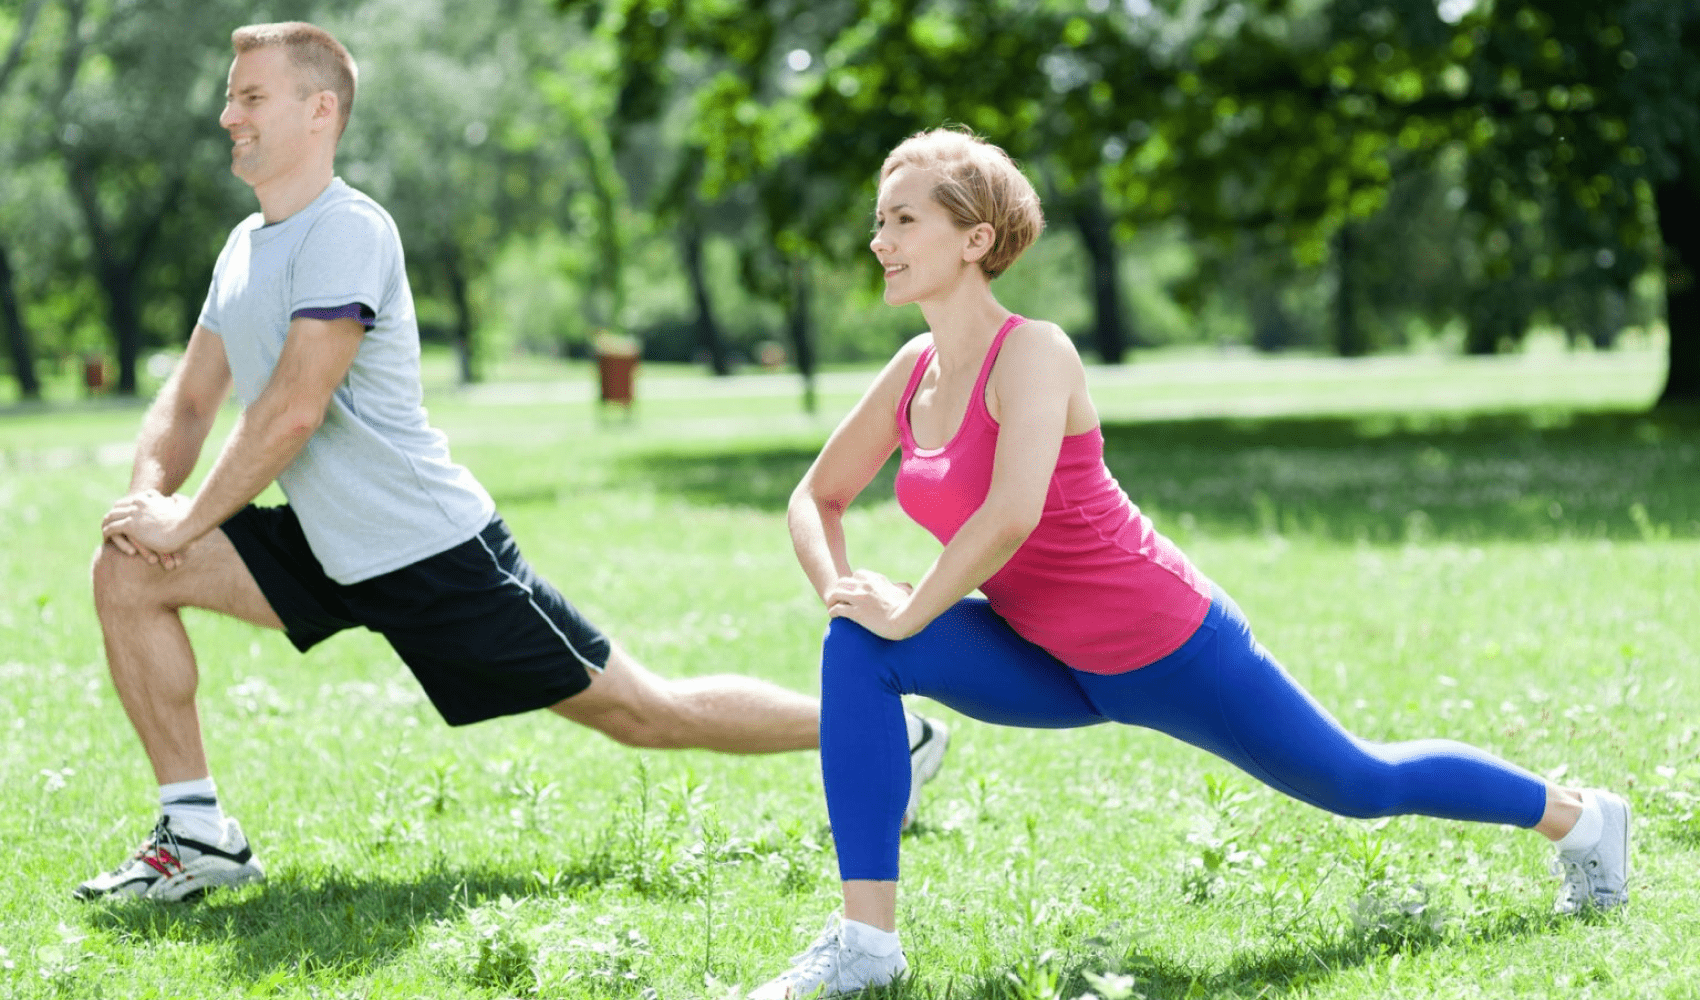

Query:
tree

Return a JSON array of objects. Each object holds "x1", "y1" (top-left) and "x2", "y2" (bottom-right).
[
  {"x1": 12, "y1": 0, "x2": 253, "y2": 396},
  {"x1": 331, "y1": 0, "x2": 591, "y2": 384},
  {"x1": 0, "y1": 0, "x2": 48, "y2": 399},
  {"x1": 556, "y1": 0, "x2": 854, "y2": 397},
  {"x1": 1080, "y1": 0, "x2": 1697, "y2": 401}
]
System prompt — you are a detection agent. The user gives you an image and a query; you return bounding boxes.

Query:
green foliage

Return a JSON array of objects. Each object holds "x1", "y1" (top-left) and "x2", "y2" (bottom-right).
[{"x1": 6, "y1": 0, "x2": 1700, "y2": 402}]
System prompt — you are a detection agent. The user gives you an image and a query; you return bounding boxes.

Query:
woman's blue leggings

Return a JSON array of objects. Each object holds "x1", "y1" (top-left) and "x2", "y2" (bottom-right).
[{"x1": 820, "y1": 586, "x2": 1549, "y2": 882}]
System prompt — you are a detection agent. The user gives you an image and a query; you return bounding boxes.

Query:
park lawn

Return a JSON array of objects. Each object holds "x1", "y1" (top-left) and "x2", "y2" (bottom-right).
[{"x1": 0, "y1": 351, "x2": 1696, "y2": 1000}]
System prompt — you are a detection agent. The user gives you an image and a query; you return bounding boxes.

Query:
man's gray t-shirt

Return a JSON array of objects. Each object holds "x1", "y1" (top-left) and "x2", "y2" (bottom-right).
[{"x1": 198, "y1": 178, "x2": 495, "y2": 584}]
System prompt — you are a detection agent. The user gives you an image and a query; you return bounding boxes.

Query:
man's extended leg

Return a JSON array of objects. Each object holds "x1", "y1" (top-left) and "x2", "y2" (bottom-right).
[
  {"x1": 548, "y1": 642, "x2": 819, "y2": 753},
  {"x1": 548, "y1": 642, "x2": 952, "y2": 831}
]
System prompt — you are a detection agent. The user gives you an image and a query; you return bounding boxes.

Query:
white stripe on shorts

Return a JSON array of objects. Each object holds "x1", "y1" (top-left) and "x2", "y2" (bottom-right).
[{"x1": 475, "y1": 532, "x2": 607, "y2": 674}]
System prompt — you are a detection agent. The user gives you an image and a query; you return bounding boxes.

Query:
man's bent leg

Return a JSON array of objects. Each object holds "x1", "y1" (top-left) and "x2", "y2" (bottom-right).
[
  {"x1": 91, "y1": 529, "x2": 284, "y2": 785},
  {"x1": 548, "y1": 643, "x2": 819, "y2": 753}
]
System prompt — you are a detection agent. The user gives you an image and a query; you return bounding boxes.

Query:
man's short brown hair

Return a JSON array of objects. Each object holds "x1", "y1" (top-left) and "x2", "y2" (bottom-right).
[{"x1": 232, "y1": 22, "x2": 358, "y2": 138}]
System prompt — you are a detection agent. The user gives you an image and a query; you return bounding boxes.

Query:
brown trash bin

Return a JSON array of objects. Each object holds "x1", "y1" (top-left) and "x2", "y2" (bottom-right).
[
  {"x1": 82, "y1": 353, "x2": 107, "y2": 393},
  {"x1": 598, "y1": 353, "x2": 637, "y2": 405},
  {"x1": 592, "y1": 331, "x2": 640, "y2": 419}
]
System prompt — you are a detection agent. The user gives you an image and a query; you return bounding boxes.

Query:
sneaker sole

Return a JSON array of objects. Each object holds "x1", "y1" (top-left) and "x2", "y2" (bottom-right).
[
  {"x1": 75, "y1": 858, "x2": 266, "y2": 903},
  {"x1": 1595, "y1": 792, "x2": 1631, "y2": 910},
  {"x1": 145, "y1": 859, "x2": 267, "y2": 902}
]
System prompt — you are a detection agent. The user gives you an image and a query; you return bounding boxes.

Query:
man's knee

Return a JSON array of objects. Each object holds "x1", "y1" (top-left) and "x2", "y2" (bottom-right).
[
  {"x1": 91, "y1": 541, "x2": 158, "y2": 614},
  {"x1": 563, "y1": 696, "x2": 681, "y2": 749},
  {"x1": 595, "y1": 709, "x2": 680, "y2": 749},
  {"x1": 551, "y1": 658, "x2": 685, "y2": 749}
]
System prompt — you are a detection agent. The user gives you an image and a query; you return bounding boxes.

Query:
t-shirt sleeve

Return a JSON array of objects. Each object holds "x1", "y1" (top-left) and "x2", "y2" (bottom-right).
[
  {"x1": 292, "y1": 303, "x2": 377, "y2": 329},
  {"x1": 290, "y1": 202, "x2": 394, "y2": 319}
]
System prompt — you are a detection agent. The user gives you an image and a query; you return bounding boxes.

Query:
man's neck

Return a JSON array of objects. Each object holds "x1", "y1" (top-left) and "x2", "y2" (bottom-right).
[{"x1": 253, "y1": 159, "x2": 336, "y2": 224}]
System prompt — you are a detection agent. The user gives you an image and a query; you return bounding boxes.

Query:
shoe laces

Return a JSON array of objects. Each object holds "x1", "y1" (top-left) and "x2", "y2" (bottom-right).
[
  {"x1": 780, "y1": 916, "x2": 848, "y2": 987},
  {"x1": 133, "y1": 817, "x2": 187, "y2": 878},
  {"x1": 781, "y1": 937, "x2": 845, "y2": 989},
  {"x1": 1551, "y1": 854, "x2": 1595, "y2": 905}
]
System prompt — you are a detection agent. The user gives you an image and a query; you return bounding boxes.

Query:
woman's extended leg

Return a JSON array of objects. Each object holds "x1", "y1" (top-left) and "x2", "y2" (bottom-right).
[
  {"x1": 1074, "y1": 587, "x2": 1549, "y2": 825},
  {"x1": 1071, "y1": 586, "x2": 1628, "y2": 913}
]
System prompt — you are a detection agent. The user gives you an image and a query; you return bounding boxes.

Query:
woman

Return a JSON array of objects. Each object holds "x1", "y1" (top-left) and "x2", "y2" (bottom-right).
[{"x1": 749, "y1": 129, "x2": 1630, "y2": 999}]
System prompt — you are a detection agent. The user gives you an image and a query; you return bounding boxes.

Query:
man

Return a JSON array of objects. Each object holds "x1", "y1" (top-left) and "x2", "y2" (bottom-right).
[{"x1": 78, "y1": 21, "x2": 949, "y2": 901}]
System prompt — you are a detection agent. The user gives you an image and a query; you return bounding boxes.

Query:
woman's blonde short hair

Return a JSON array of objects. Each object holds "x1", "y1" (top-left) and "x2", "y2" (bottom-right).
[
  {"x1": 879, "y1": 129, "x2": 1045, "y2": 279},
  {"x1": 232, "y1": 22, "x2": 358, "y2": 138}
]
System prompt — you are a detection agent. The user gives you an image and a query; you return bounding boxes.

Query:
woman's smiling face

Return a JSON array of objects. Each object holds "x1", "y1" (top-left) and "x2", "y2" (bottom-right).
[{"x1": 870, "y1": 166, "x2": 985, "y2": 307}]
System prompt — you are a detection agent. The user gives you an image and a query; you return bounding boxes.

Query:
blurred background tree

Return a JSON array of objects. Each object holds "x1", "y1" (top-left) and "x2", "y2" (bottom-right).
[{"x1": 1, "y1": 0, "x2": 1694, "y2": 405}]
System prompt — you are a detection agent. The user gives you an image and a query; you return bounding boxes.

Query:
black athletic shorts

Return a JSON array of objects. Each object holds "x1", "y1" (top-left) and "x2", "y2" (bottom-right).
[{"x1": 221, "y1": 505, "x2": 609, "y2": 726}]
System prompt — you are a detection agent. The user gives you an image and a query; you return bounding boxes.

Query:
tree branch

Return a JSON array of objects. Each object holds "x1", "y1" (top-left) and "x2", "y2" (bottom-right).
[{"x1": 0, "y1": 0, "x2": 48, "y2": 94}]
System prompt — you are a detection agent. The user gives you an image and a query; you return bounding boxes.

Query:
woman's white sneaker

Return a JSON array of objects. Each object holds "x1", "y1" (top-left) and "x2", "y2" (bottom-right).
[
  {"x1": 903, "y1": 714, "x2": 950, "y2": 830},
  {"x1": 749, "y1": 913, "x2": 908, "y2": 999},
  {"x1": 1552, "y1": 789, "x2": 1630, "y2": 914}
]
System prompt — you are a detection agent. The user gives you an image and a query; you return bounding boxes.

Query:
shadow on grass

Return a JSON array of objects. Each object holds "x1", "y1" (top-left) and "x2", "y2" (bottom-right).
[
  {"x1": 913, "y1": 908, "x2": 1568, "y2": 999},
  {"x1": 82, "y1": 861, "x2": 610, "y2": 985},
  {"x1": 611, "y1": 407, "x2": 1700, "y2": 543}
]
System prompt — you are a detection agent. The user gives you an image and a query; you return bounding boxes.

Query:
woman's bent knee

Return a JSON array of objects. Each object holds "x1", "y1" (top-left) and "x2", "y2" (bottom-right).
[
  {"x1": 821, "y1": 622, "x2": 904, "y2": 700},
  {"x1": 823, "y1": 617, "x2": 886, "y2": 661}
]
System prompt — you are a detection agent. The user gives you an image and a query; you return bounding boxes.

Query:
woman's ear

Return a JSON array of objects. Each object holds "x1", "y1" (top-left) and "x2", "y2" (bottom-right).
[{"x1": 961, "y1": 222, "x2": 996, "y2": 264}]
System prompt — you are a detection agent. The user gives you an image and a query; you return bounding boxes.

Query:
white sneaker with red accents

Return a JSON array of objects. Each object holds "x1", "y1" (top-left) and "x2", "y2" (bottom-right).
[{"x1": 74, "y1": 816, "x2": 265, "y2": 902}]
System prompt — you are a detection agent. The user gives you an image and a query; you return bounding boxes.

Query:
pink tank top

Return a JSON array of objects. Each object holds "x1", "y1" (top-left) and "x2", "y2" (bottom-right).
[{"x1": 894, "y1": 315, "x2": 1212, "y2": 674}]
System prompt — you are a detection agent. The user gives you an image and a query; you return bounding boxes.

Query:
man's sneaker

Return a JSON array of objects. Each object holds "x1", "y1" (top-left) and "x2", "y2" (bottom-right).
[
  {"x1": 749, "y1": 913, "x2": 908, "y2": 999},
  {"x1": 903, "y1": 714, "x2": 950, "y2": 830},
  {"x1": 74, "y1": 816, "x2": 265, "y2": 902},
  {"x1": 1552, "y1": 790, "x2": 1630, "y2": 914}
]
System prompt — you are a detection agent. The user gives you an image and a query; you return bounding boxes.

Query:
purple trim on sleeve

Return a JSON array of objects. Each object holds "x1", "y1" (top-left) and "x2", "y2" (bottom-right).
[{"x1": 292, "y1": 303, "x2": 376, "y2": 330}]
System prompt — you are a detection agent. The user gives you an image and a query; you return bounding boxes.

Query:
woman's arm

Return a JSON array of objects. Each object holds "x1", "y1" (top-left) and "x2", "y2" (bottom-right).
[
  {"x1": 789, "y1": 336, "x2": 932, "y2": 603},
  {"x1": 827, "y1": 322, "x2": 1085, "y2": 638}
]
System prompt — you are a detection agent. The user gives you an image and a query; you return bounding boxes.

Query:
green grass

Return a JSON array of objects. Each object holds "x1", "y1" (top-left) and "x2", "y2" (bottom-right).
[{"x1": 1, "y1": 347, "x2": 1696, "y2": 999}]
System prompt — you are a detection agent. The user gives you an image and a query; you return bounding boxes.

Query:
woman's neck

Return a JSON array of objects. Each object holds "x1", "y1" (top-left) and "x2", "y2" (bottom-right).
[{"x1": 917, "y1": 279, "x2": 1011, "y2": 371}]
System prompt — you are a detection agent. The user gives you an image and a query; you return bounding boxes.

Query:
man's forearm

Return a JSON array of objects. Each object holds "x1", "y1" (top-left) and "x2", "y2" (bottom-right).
[
  {"x1": 176, "y1": 400, "x2": 318, "y2": 543},
  {"x1": 128, "y1": 383, "x2": 220, "y2": 495}
]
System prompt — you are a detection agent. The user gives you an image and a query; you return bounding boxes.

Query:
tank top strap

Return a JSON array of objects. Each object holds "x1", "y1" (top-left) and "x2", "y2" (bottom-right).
[
  {"x1": 896, "y1": 341, "x2": 937, "y2": 449},
  {"x1": 970, "y1": 314, "x2": 1027, "y2": 422}
]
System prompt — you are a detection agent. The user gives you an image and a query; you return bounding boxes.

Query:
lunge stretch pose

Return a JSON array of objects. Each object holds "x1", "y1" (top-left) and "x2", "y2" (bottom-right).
[
  {"x1": 748, "y1": 128, "x2": 1631, "y2": 999},
  {"x1": 78, "y1": 22, "x2": 947, "y2": 902}
]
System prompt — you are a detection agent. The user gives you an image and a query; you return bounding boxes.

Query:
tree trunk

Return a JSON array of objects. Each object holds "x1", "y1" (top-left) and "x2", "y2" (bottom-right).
[
  {"x1": 63, "y1": 154, "x2": 183, "y2": 396},
  {"x1": 1334, "y1": 224, "x2": 1367, "y2": 357},
  {"x1": 444, "y1": 245, "x2": 477, "y2": 385},
  {"x1": 1072, "y1": 184, "x2": 1130, "y2": 364},
  {"x1": 1251, "y1": 286, "x2": 1295, "y2": 352},
  {"x1": 787, "y1": 257, "x2": 817, "y2": 414},
  {"x1": 1655, "y1": 176, "x2": 1700, "y2": 406},
  {"x1": 0, "y1": 243, "x2": 41, "y2": 400},
  {"x1": 681, "y1": 222, "x2": 731, "y2": 376},
  {"x1": 1588, "y1": 289, "x2": 1625, "y2": 351},
  {"x1": 71, "y1": 175, "x2": 145, "y2": 395},
  {"x1": 0, "y1": 0, "x2": 48, "y2": 95},
  {"x1": 564, "y1": 105, "x2": 625, "y2": 333}
]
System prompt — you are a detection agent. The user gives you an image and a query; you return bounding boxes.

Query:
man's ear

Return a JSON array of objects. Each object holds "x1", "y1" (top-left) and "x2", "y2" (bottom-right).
[
  {"x1": 309, "y1": 91, "x2": 339, "y2": 134},
  {"x1": 962, "y1": 222, "x2": 996, "y2": 264}
]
